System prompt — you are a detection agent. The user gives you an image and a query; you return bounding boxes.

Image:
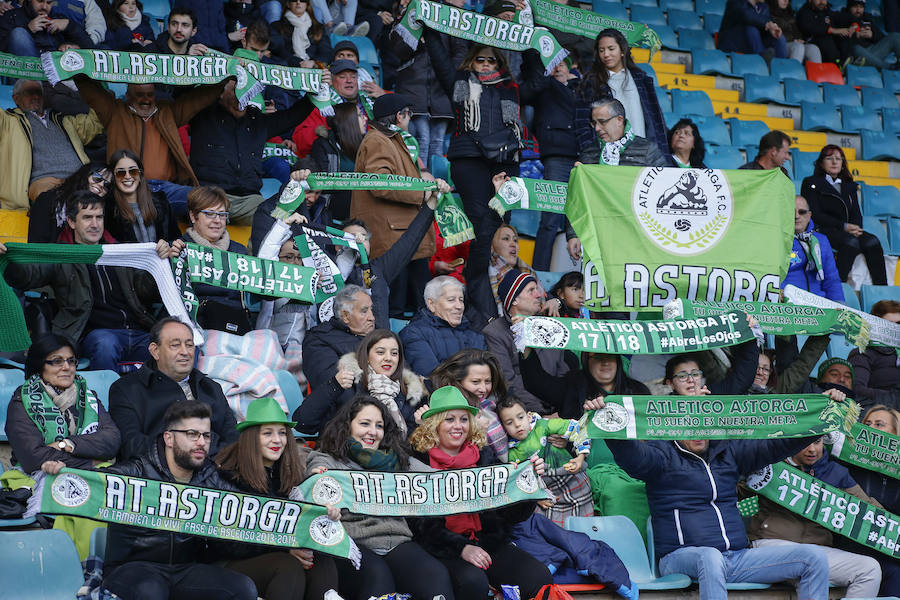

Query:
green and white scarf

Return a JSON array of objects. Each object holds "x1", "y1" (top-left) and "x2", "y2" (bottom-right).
[
  {"x1": 795, "y1": 231, "x2": 824, "y2": 283},
  {"x1": 826, "y1": 424, "x2": 899, "y2": 480},
  {"x1": 599, "y1": 121, "x2": 635, "y2": 165},
  {"x1": 488, "y1": 176, "x2": 567, "y2": 216},
  {"x1": 21, "y1": 374, "x2": 100, "y2": 444},
  {"x1": 389, "y1": 123, "x2": 421, "y2": 166},
  {"x1": 395, "y1": 0, "x2": 568, "y2": 75},
  {"x1": 0, "y1": 51, "x2": 45, "y2": 80},
  {"x1": 784, "y1": 284, "x2": 900, "y2": 348},
  {"x1": 581, "y1": 394, "x2": 860, "y2": 441}
]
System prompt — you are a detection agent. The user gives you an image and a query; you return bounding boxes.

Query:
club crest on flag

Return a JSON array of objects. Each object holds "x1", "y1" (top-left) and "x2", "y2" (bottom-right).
[
  {"x1": 591, "y1": 404, "x2": 629, "y2": 432},
  {"x1": 59, "y1": 50, "x2": 85, "y2": 72},
  {"x1": 312, "y1": 476, "x2": 344, "y2": 506},
  {"x1": 525, "y1": 317, "x2": 569, "y2": 348},
  {"x1": 50, "y1": 472, "x2": 91, "y2": 508},
  {"x1": 538, "y1": 34, "x2": 555, "y2": 56},
  {"x1": 633, "y1": 168, "x2": 732, "y2": 255},
  {"x1": 746, "y1": 465, "x2": 773, "y2": 491},
  {"x1": 309, "y1": 515, "x2": 345, "y2": 546},
  {"x1": 516, "y1": 466, "x2": 539, "y2": 493}
]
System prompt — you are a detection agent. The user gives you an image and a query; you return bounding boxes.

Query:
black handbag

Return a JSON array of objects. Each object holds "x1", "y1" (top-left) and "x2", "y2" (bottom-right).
[
  {"x1": 474, "y1": 126, "x2": 520, "y2": 163},
  {"x1": 197, "y1": 299, "x2": 252, "y2": 335},
  {"x1": 0, "y1": 488, "x2": 30, "y2": 519}
]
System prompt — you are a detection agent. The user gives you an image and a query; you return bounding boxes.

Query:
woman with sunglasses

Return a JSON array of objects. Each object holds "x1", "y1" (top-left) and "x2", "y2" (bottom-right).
[
  {"x1": 28, "y1": 161, "x2": 111, "y2": 243},
  {"x1": 6, "y1": 334, "x2": 121, "y2": 517},
  {"x1": 105, "y1": 149, "x2": 177, "y2": 243}
]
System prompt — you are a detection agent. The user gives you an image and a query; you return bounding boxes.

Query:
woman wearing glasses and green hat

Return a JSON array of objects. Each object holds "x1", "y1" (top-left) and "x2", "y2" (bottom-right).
[
  {"x1": 409, "y1": 386, "x2": 552, "y2": 600},
  {"x1": 214, "y1": 396, "x2": 340, "y2": 600}
]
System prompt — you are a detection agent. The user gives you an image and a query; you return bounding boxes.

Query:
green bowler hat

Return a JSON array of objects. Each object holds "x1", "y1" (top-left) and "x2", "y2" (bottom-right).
[
  {"x1": 236, "y1": 397, "x2": 297, "y2": 431},
  {"x1": 420, "y1": 386, "x2": 479, "y2": 421}
]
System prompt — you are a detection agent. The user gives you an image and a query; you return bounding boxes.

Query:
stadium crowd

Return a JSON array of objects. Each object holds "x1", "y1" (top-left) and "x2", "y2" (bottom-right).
[{"x1": 0, "y1": 0, "x2": 899, "y2": 596}]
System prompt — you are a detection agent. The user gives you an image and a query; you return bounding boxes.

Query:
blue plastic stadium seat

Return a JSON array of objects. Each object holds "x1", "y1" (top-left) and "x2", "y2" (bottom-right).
[
  {"x1": 509, "y1": 209, "x2": 540, "y2": 238},
  {"x1": 656, "y1": 87, "x2": 672, "y2": 112},
  {"x1": 791, "y1": 149, "x2": 819, "y2": 181},
  {"x1": 704, "y1": 145, "x2": 744, "y2": 169},
  {"x1": 884, "y1": 69, "x2": 900, "y2": 93},
  {"x1": 730, "y1": 52, "x2": 769, "y2": 77},
  {"x1": 696, "y1": 0, "x2": 726, "y2": 13},
  {"x1": 860, "y1": 285, "x2": 900, "y2": 313},
  {"x1": 703, "y1": 11, "x2": 723, "y2": 33},
  {"x1": 829, "y1": 334, "x2": 857, "y2": 360},
  {"x1": 653, "y1": 25, "x2": 679, "y2": 49},
  {"x1": 822, "y1": 82, "x2": 859, "y2": 107},
  {"x1": 429, "y1": 154, "x2": 450, "y2": 183},
  {"x1": 692, "y1": 115, "x2": 731, "y2": 146},
  {"x1": 846, "y1": 64, "x2": 883, "y2": 89},
  {"x1": 861, "y1": 86, "x2": 899, "y2": 110},
  {"x1": 692, "y1": 49, "x2": 731, "y2": 75},
  {"x1": 784, "y1": 79, "x2": 822, "y2": 105},
  {"x1": 769, "y1": 57, "x2": 806, "y2": 81},
  {"x1": 630, "y1": 5, "x2": 668, "y2": 26},
  {"x1": 728, "y1": 118, "x2": 769, "y2": 147},
  {"x1": 660, "y1": 0, "x2": 694, "y2": 10},
  {"x1": 273, "y1": 369, "x2": 310, "y2": 438},
  {"x1": 330, "y1": 34, "x2": 378, "y2": 65},
  {"x1": 566, "y1": 516, "x2": 692, "y2": 590},
  {"x1": 142, "y1": 0, "x2": 170, "y2": 33},
  {"x1": 593, "y1": 0, "x2": 630, "y2": 19},
  {"x1": 677, "y1": 29, "x2": 715, "y2": 51},
  {"x1": 0, "y1": 530, "x2": 84, "y2": 598},
  {"x1": 800, "y1": 100, "x2": 841, "y2": 132},
  {"x1": 90, "y1": 526, "x2": 107, "y2": 561},
  {"x1": 260, "y1": 177, "x2": 282, "y2": 198},
  {"x1": 841, "y1": 283, "x2": 860, "y2": 310},
  {"x1": 667, "y1": 9, "x2": 703, "y2": 29},
  {"x1": 0, "y1": 84, "x2": 14, "y2": 109},
  {"x1": 841, "y1": 104, "x2": 881, "y2": 132},
  {"x1": 881, "y1": 107, "x2": 900, "y2": 133},
  {"x1": 862, "y1": 184, "x2": 900, "y2": 217},
  {"x1": 389, "y1": 318, "x2": 409, "y2": 334},
  {"x1": 671, "y1": 88, "x2": 714, "y2": 117},
  {"x1": 889, "y1": 218, "x2": 900, "y2": 257},
  {"x1": 80, "y1": 370, "x2": 119, "y2": 409},
  {"x1": 743, "y1": 74, "x2": 784, "y2": 103},
  {"x1": 0, "y1": 368, "x2": 25, "y2": 442},
  {"x1": 534, "y1": 270, "x2": 567, "y2": 292},
  {"x1": 625, "y1": 0, "x2": 659, "y2": 7},
  {"x1": 663, "y1": 111, "x2": 679, "y2": 129},
  {"x1": 862, "y1": 216, "x2": 891, "y2": 253},
  {"x1": 637, "y1": 62, "x2": 657, "y2": 81},
  {"x1": 861, "y1": 130, "x2": 900, "y2": 160}
]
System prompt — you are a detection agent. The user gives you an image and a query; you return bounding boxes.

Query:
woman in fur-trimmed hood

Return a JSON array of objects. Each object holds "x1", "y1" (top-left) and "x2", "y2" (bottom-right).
[{"x1": 293, "y1": 329, "x2": 428, "y2": 435}]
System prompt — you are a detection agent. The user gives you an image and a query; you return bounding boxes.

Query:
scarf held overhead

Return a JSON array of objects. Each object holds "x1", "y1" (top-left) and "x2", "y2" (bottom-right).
[
  {"x1": 41, "y1": 468, "x2": 361, "y2": 567},
  {"x1": 0, "y1": 51, "x2": 45, "y2": 79},
  {"x1": 489, "y1": 176, "x2": 567, "y2": 216},
  {"x1": 826, "y1": 424, "x2": 900, "y2": 480},
  {"x1": 582, "y1": 394, "x2": 860, "y2": 441}
]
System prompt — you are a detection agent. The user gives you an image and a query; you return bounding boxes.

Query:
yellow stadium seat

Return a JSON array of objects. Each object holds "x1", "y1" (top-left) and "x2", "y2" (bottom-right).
[
  {"x1": 783, "y1": 130, "x2": 828, "y2": 148},
  {"x1": 713, "y1": 101, "x2": 768, "y2": 117},
  {"x1": 848, "y1": 160, "x2": 890, "y2": 178},
  {"x1": 0, "y1": 210, "x2": 29, "y2": 244},
  {"x1": 631, "y1": 48, "x2": 661, "y2": 63},
  {"x1": 651, "y1": 62, "x2": 686, "y2": 74},
  {"x1": 177, "y1": 220, "x2": 251, "y2": 248},
  {"x1": 657, "y1": 73, "x2": 717, "y2": 89},
  {"x1": 856, "y1": 176, "x2": 900, "y2": 192}
]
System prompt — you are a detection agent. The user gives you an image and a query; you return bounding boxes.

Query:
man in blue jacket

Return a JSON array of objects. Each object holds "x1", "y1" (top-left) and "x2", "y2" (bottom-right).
[
  {"x1": 585, "y1": 395, "x2": 831, "y2": 600},
  {"x1": 782, "y1": 195, "x2": 844, "y2": 303},
  {"x1": 717, "y1": 0, "x2": 788, "y2": 59}
]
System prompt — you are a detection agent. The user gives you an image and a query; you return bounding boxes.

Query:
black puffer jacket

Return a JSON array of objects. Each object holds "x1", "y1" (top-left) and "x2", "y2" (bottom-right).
[
  {"x1": 103, "y1": 437, "x2": 241, "y2": 571},
  {"x1": 518, "y1": 49, "x2": 579, "y2": 160},
  {"x1": 301, "y1": 317, "x2": 367, "y2": 392},
  {"x1": 391, "y1": 29, "x2": 465, "y2": 119},
  {"x1": 801, "y1": 174, "x2": 862, "y2": 236},
  {"x1": 0, "y1": 1, "x2": 93, "y2": 53}
]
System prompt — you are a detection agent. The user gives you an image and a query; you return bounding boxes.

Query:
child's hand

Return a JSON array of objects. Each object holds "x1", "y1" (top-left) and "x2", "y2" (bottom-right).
[
  {"x1": 537, "y1": 498, "x2": 555, "y2": 510},
  {"x1": 564, "y1": 454, "x2": 585, "y2": 474}
]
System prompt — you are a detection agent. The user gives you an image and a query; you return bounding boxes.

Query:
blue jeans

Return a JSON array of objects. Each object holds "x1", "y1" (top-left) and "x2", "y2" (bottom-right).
[
  {"x1": 532, "y1": 156, "x2": 575, "y2": 271},
  {"x1": 259, "y1": 0, "x2": 282, "y2": 22},
  {"x1": 659, "y1": 544, "x2": 829, "y2": 600},
  {"x1": 80, "y1": 329, "x2": 151, "y2": 372},
  {"x1": 148, "y1": 179, "x2": 192, "y2": 218},
  {"x1": 310, "y1": 0, "x2": 358, "y2": 27},
  {"x1": 262, "y1": 157, "x2": 292, "y2": 184},
  {"x1": 408, "y1": 116, "x2": 448, "y2": 167},
  {"x1": 7, "y1": 27, "x2": 39, "y2": 57},
  {"x1": 852, "y1": 32, "x2": 900, "y2": 69},
  {"x1": 745, "y1": 26, "x2": 787, "y2": 58}
]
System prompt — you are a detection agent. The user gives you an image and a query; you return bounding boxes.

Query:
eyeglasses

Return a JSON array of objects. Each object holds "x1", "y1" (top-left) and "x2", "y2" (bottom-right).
[
  {"x1": 168, "y1": 429, "x2": 212, "y2": 441},
  {"x1": 199, "y1": 210, "x2": 230, "y2": 221},
  {"x1": 399, "y1": 108, "x2": 412, "y2": 116},
  {"x1": 45, "y1": 357, "x2": 78, "y2": 367},
  {"x1": 672, "y1": 369, "x2": 703, "y2": 382},
  {"x1": 796, "y1": 209, "x2": 810, "y2": 216},
  {"x1": 114, "y1": 167, "x2": 141, "y2": 180},
  {"x1": 90, "y1": 171, "x2": 110, "y2": 185},
  {"x1": 756, "y1": 365, "x2": 771, "y2": 374},
  {"x1": 474, "y1": 56, "x2": 497, "y2": 64},
  {"x1": 591, "y1": 115, "x2": 619, "y2": 127},
  {"x1": 279, "y1": 253, "x2": 302, "y2": 262}
]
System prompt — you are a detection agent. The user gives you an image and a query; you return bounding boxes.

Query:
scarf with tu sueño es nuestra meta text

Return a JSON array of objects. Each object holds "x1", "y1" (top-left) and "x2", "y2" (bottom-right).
[
  {"x1": 825, "y1": 424, "x2": 900, "y2": 480},
  {"x1": 580, "y1": 394, "x2": 860, "y2": 441},
  {"x1": 41, "y1": 468, "x2": 361, "y2": 567},
  {"x1": 746, "y1": 461, "x2": 900, "y2": 558}
]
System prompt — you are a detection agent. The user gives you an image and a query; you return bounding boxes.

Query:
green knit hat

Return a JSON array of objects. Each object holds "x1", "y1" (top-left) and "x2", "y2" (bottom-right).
[
  {"x1": 817, "y1": 357, "x2": 855, "y2": 384},
  {"x1": 421, "y1": 386, "x2": 479, "y2": 421},
  {"x1": 236, "y1": 397, "x2": 297, "y2": 432}
]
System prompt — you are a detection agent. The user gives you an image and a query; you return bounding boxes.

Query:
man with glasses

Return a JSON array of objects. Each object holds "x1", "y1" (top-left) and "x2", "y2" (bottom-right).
[
  {"x1": 0, "y1": 77, "x2": 103, "y2": 210},
  {"x1": 108, "y1": 317, "x2": 240, "y2": 460},
  {"x1": 782, "y1": 195, "x2": 844, "y2": 302}
]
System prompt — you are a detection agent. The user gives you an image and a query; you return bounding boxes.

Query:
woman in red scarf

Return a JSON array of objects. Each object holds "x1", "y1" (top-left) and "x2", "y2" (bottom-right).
[{"x1": 409, "y1": 387, "x2": 552, "y2": 598}]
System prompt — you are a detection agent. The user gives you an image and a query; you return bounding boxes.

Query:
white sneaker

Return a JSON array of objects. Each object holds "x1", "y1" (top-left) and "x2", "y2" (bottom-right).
[
  {"x1": 350, "y1": 21, "x2": 369, "y2": 36},
  {"x1": 332, "y1": 22, "x2": 348, "y2": 35}
]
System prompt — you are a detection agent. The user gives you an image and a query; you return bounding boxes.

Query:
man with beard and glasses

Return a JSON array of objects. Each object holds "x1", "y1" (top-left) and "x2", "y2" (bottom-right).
[{"x1": 44, "y1": 402, "x2": 257, "y2": 600}]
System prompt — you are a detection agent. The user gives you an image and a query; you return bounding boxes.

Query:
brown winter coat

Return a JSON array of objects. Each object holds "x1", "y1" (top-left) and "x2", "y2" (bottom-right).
[
  {"x1": 351, "y1": 125, "x2": 435, "y2": 260},
  {"x1": 76, "y1": 75, "x2": 226, "y2": 185}
]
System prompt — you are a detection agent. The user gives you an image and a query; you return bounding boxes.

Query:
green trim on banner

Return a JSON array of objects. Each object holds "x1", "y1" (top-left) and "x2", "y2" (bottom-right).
[
  {"x1": 396, "y1": 0, "x2": 567, "y2": 75},
  {"x1": 582, "y1": 394, "x2": 860, "y2": 440},
  {"x1": 566, "y1": 165, "x2": 794, "y2": 312},
  {"x1": 41, "y1": 468, "x2": 361, "y2": 566},
  {"x1": 0, "y1": 51, "x2": 45, "y2": 80},
  {"x1": 527, "y1": 0, "x2": 661, "y2": 55},
  {"x1": 522, "y1": 312, "x2": 754, "y2": 354},
  {"x1": 746, "y1": 462, "x2": 900, "y2": 558},
  {"x1": 298, "y1": 462, "x2": 551, "y2": 516},
  {"x1": 664, "y1": 298, "x2": 871, "y2": 349},
  {"x1": 488, "y1": 176, "x2": 567, "y2": 216},
  {"x1": 263, "y1": 143, "x2": 299, "y2": 165},
  {"x1": 826, "y1": 424, "x2": 900, "y2": 480},
  {"x1": 784, "y1": 284, "x2": 900, "y2": 348}
]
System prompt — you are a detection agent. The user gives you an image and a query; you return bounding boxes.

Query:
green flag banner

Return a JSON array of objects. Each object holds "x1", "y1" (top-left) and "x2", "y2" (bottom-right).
[
  {"x1": 396, "y1": 0, "x2": 568, "y2": 75},
  {"x1": 41, "y1": 468, "x2": 361, "y2": 566},
  {"x1": 826, "y1": 424, "x2": 900, "y2": 480},
  {"x1": 567, "y1": 166, "x2": 794, "y2": 312},
  {"x1": 263, "y1": 142, "x2": 299, "y2": 165},
  {"x1": 746, "y1": 462, "x2": 900, "y2": 558},
  {"x1": 582, "y1": 394, "x2": 860, "y2": 441},
  {"x1": 488, "y1": 176, "x2": 567, "y2": 216},
  {"x1": 784, "y1": 284, "x2": 900, "y2": 348},
  {"x1": 41, "y1": 49, "x2": 264, "y2": 108},
  {"x1": 522, "y1": 312, "x2": 755, "y2": 354},
  {"x1": 663, "y1": 298, "x2": 871, "y2": 349},
  {"x1": 0, "y1": 51, "x2": 45, "y2": 80},
  {"x1": 435, "y1": 192, "x2": 475, "y2": 247},
  {"x1": 299, "y1": 462, "x2": 551, "y2": 517},
  {"x1": 293, "y1": 223, "x2": 369, "y2": 307},
  {"x1": 527, "y1": 0, "x2": 661, "y2": 55}
]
